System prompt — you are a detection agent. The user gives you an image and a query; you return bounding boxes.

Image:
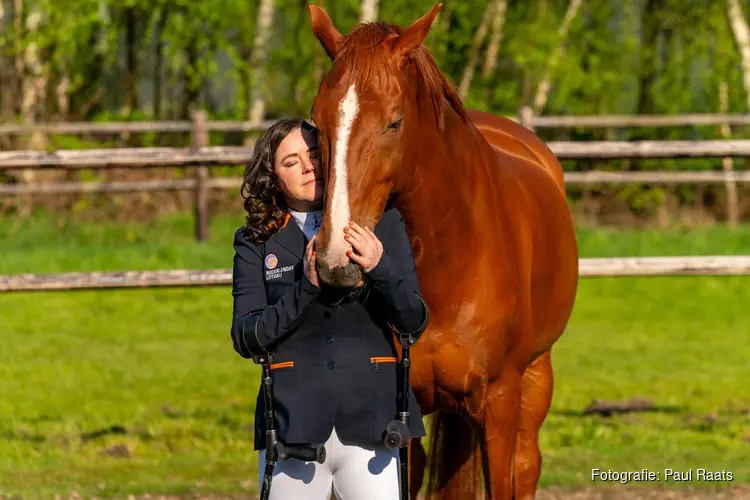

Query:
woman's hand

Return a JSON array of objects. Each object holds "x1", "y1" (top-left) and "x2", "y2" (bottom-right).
[
  {"x1": 344, "y1": 221, "x2": 383, "y2": 273},
  {"x1": 304, "y1": 235, "x2": 320, "y2": 287}
]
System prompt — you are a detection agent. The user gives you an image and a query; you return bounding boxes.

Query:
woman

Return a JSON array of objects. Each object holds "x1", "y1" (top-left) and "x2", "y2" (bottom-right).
[{"x1": 230, "y1": 118, "x2": 429, "y2": 499}]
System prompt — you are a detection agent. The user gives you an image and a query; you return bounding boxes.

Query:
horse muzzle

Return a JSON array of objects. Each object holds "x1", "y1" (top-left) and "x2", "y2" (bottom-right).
[{"x1": 316, "y1": 252, "x2": 363, "y2": 288}]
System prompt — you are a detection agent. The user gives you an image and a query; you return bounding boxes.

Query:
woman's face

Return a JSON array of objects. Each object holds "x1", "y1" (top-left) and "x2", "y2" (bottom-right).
[{"x1": 274, "y1": 126, "x2": 322, "y2": 211}]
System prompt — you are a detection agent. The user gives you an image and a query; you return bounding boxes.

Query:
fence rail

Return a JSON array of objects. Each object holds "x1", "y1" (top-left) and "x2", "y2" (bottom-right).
[
  {"x1": 530, "y1": 113, "x2": 750, "y2": 128},
  {"x1": 2, "y1": 170, "x2": 750, "y2": 197},
  {"x1": 5, "y1": 111, "x2": 750, "y2": 135},
  {"x1": 0, "y1": 120, "x2": 278, "y2": 135},
  {"x1": 1, "y1": 256, "x2": 749, "y2": 292},
  {"x1": 5, "y1": 140, "x2": 750, "y2": 171}
]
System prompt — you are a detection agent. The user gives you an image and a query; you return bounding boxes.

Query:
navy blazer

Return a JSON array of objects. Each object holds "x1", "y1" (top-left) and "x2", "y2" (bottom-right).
[{"x1": 230, "y1": 206, "x2": 428, "y2": 450}]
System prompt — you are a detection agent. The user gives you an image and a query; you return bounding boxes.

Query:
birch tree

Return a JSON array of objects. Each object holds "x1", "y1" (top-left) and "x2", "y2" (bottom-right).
[
  {"x1": 458, "y1": 0, "x2": 495, "y2": 100},
  {"x1": 359, "y1": 0, "x2": 379, "y2": 23},
  {"x1": 20, "y1": 5, "x2": 46, "y2": 150},
  {"x1": 719, "y1": 82, "x2": 739, "y2": 227},
  {"x1": 248, "y1": 0, "x2": 275, "y2": 127},
  {"x1": 531, "y1": 0, "x2": 583, "y2": 113},
  {"x1": 727, "y1": 0, "x2": 750, "y2": 111},
  {"x1": 481, "y1": 0, "x2": 508, "y2": 78}
]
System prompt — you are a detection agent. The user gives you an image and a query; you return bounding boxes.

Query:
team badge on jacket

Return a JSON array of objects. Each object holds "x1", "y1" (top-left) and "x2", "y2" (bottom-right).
[
  {"x1": 265, "y1": 254, "x2": 278, "y2": 270},
  {"x1": 264, "y1": 253, "x2": 294, "y2": 280}
]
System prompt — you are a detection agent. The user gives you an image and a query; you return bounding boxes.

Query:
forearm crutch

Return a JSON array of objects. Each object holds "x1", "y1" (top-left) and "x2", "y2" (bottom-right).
[
  {"x1": 254, "y1": 353, "x2": 326, "y2": 500},
  {"x1": 382, "y1": 336, "x2": 419, "y2": 500},
  {"x1": 383, "y1": 339, "x2": 412, "y2": 500},
  {"x1": 383, "y1": 301, "x2": 430, "y2": 500}
]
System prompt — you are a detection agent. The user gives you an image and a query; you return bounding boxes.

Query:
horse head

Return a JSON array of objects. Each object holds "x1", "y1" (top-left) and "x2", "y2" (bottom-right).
[{"x1": 307, "y1": 3, "x2": 465, "y2": 288}]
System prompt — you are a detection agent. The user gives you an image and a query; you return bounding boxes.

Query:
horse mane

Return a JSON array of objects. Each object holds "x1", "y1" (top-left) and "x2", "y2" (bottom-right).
[{"x1": 334, "y1": 21, "x2": 468, "y2": 130}]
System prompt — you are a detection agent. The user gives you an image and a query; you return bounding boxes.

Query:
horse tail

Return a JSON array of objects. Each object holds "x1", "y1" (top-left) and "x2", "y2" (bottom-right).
[{"x1": 425, "y1": 409, "x2": 482, "y2": 499}]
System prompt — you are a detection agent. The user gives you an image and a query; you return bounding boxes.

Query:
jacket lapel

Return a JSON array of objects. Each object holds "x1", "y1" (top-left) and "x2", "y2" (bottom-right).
[{"x1": 271, "y1": 213, "x2": 306, "y2": 260}]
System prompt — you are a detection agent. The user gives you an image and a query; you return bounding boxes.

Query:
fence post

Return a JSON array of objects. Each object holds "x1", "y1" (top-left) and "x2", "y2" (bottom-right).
[
  {"x1": 518, "y1": 105, "x2": 534, "y2": 131},
  {"x1": 191, "y1": 110, "x2": 210, "y2": 242}
]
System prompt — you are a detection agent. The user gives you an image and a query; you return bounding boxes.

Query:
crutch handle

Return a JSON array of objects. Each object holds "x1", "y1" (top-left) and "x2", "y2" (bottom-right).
[
  {"x1": 277, "y1": 442, "x2": 327, "y2": 464},
  {"x1": 383, "y1": 419, "x2": 410, "y2": 449}
]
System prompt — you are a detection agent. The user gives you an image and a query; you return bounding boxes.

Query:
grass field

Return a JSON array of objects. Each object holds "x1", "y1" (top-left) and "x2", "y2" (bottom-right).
[{"x1": 1, "y1": 213, "x2": 749, "y2": 499}]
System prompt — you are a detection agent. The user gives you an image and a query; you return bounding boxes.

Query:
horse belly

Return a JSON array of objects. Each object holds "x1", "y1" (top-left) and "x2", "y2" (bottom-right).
[
  {"x1": 529, "y1": 227, "x2": 578, "y2": 353},
  {"x1": 473, "y1": 120, "x2": 578, "y2": 356},
  {"x1": 411, "y1": 284, "x2": 521, "y2": 416},
  {"x1": 515, "y1": 161, "x2": 579, "y2": 354}
]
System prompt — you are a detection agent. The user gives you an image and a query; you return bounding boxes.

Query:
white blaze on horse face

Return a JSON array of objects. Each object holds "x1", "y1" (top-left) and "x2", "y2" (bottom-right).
[{"x1": 327, "y1": 83, "x2": 360, "y2": 268}]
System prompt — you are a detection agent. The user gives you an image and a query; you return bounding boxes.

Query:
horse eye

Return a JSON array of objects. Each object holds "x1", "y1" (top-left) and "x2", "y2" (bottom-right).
[{"x1": 386, "y1": 118, "x2": 403, "y2": 132}]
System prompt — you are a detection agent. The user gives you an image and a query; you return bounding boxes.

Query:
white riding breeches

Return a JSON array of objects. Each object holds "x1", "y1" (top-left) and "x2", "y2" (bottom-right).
[{"x1": 258, "y1": 427, "x2": 401, "y2": 499}]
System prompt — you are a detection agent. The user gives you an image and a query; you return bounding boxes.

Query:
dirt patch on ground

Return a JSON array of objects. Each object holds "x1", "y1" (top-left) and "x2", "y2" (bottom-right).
[
  {"x1": 536, "y1": 485, "x2": 750, "y2": 499},
  {"x1": 53, "y1": 485, "x2": 750, "y2": 500}
]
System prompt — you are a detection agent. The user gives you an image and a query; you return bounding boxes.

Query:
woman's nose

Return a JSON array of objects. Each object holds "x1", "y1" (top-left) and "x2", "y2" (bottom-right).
[
  {"x1": 301, "y1": 161, "x2": 312, "y2": 174},
  {"x1": 302, "y1": 157, "x2": 317, "y2": 174}
]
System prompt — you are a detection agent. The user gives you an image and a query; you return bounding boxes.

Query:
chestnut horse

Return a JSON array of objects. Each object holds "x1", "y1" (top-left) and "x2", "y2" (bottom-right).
[{"x1": 307, "y1": 3, "x2": 579, "y2": 499}]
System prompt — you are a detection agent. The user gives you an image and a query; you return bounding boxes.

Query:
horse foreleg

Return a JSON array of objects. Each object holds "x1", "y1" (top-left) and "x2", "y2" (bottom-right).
[
  {"x1": 513, "y1": 349, "x2": 554, "y2": 500},
  {"x1": 479, "y1": 368, "x2": 523, "y2": 500}
]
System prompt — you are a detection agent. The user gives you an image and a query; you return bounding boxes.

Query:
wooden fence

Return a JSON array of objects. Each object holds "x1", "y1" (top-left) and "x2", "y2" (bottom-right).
[
  {"x1": 2, "y1": 256, "x2": 749, "y2": 292},
  {"x1": 2, "y1": 112, "x2": 750, "y2": 294},
  {"x1": 7, "y1": 140, "x2": 750, "y2": 169},
  {"x1": 5, "y1": 108, "x2": 750, "y2": 135},
  {"x1": 2, "y1": 110, "x2": 750, "y2": 241},
  {"x1": 2, "y1": 139, "x2": 750, "y2": 240}
]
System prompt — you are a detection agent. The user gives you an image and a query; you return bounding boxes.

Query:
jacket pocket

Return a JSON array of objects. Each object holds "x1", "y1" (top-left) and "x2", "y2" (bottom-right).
[
  {"x1": 370, "y1": 356, "x2": 397, "y2": 373},
  {"x1": 270, "y1": 360, "x2": 295, "y2": 370}
]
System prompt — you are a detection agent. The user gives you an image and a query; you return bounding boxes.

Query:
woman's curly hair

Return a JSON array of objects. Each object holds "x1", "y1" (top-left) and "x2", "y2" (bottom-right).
[{"x1": 240, "y1": 118, "x2": 317, "y2": 245}]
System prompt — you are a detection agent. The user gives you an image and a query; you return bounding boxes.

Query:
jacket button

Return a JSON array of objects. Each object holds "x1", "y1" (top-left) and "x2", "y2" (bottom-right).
[
  {"x1": 323, "y1": 310, "x2": 332, "y2": 318},
  {"x1": 327, "y1": 361, "x2": 336, "y2": 370},
  {"x1": 325, "y1": 336, "x2": 334, "y2": 344}
]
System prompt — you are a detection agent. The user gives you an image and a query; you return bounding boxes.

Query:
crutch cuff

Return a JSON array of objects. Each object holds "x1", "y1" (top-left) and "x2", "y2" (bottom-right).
[{"x1": 390, "y1": 294, "x2": 430, "y2": 346}]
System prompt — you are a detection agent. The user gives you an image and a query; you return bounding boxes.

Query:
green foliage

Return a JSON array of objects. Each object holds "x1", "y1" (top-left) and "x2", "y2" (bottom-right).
[
  {"x1": 2, "y1": 0, "x2": 750, "y2": 218},
  {"x1": 3, "y1": 0, "x2": 745, "y2": 123}
]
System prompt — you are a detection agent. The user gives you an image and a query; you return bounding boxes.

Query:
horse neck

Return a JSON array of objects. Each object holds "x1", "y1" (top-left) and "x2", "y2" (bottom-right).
[{"x1": 394, "y1": 108, "x2": 493, "y2": 252}]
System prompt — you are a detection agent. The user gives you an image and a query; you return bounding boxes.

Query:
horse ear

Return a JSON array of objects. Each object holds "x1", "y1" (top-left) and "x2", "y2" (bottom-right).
[
  {"x1": 308, "y1": 4, "x2": 344, "y2": 61},
  {"x1": 393, "y1": 3, "x2": 443, "y2": 59}
]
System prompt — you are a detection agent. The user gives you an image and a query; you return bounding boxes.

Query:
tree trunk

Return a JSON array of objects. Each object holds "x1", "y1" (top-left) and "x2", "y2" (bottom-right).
[
  {"x1": 247, "y1": 0, "x2": 275, "y2": 129},
  {"x1": 20, "y1": 7, "x2": 46, "y2": 149},
  {"x1": 719, "y1": 81, "x2": 739, "y2": 227},
  {"x1": 728, "y1": 0, "x2": 750, "y2": 111},
  {"x1": 531, "y1": 0, "x2": 583, "y2": 113},
  {"x1": 56, "y1": 75, "x2": 70, "y2": 119},
  {"x1": 181, "y1": 40, "x2": 199, "y2": 120},
  {"x1": 481, "y1": 0, "x2": 508, "y2": 78},
  {"x1": 0, "y1": 0, "x2": 14, "y2": 119},
  {"x1": 15, "y1": 5, "x2": 47, "y2": 216},
  {"x1": 13, "y1": 0, "x2": 22, "y2": 117},
  {"x1": 153, "y1": 7, "x2": 168, "y2": 119},
  {"x1": 458, "y1": 0, "x2": 495, "y2": 100},
  {"x1": 359, "y1": 0, "x2": 379, "y2": 23},
  {"x1": 122, "y1": 5, "x2": 139, "y2": 115},
  {"x1": 636, "y1": 0, "x2": 660, "y2": 116}
]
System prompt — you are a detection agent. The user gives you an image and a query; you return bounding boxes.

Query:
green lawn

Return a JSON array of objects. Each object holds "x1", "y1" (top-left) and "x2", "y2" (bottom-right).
[{"x1": 1, "y1": 213, "x2": 749, "y2": 498}]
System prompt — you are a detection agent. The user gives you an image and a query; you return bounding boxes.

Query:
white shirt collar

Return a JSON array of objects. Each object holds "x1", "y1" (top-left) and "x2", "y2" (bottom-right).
[{"x1": 289, "y1": 209, "x2": 323, "y2": 240}]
